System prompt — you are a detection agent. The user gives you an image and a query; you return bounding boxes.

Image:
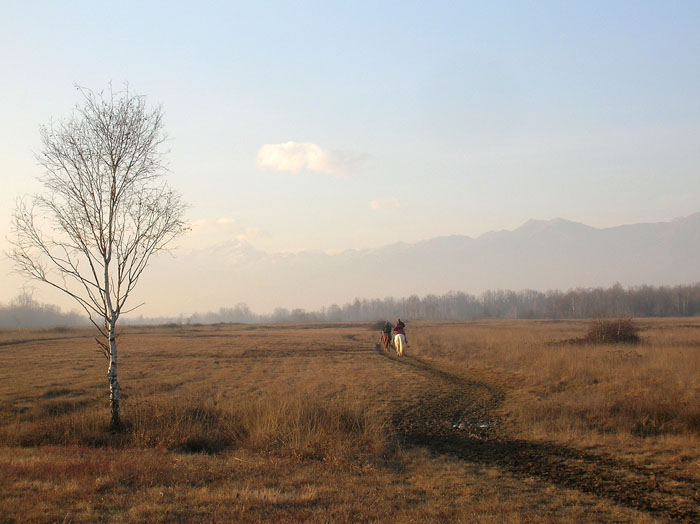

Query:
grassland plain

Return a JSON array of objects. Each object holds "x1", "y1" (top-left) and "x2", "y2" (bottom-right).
[{"x1": 0, "y1": 319, "x2": 699, "y2": 523}]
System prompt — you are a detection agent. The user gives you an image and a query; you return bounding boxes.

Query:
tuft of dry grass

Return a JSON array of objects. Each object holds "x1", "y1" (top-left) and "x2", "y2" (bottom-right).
[
  {"x1": 126, "y1": 391, "x2": 387, "y2": 460},
  {"x1": 1, "y1": 392, "x2": 386, "y2": 462}
]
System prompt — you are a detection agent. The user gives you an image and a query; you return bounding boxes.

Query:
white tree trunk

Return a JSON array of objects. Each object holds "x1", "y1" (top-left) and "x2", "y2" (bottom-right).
[{"x1": 107, "y1": 318, "x2": 120, "y2": 430}]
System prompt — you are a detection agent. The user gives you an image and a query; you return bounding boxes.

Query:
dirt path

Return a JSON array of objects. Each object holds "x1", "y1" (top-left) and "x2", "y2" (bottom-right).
[{"x1": 376, "y1": 345, "x2": 700, "y2": 523}]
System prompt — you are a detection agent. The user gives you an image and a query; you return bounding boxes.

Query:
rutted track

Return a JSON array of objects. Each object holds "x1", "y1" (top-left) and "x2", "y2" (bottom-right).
[{"x1": 377, "y1": 345, "x2": 700, "y2": 523}]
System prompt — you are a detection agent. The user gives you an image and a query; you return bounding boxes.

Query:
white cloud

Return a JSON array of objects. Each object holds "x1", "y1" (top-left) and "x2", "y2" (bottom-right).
[
  {"x1": 180, "y1": 218, "x2": 264, "y2": 250},
  {"x1": 236, "y1": 227, "x2": 261, "y2": 242},
  {"x1": 191, "y1": 218, "x2": 238, "y2": 232},
  {"x1": 191, "y1": 219, "x2": 209, "y2": 228},
  {"x1": 370, "y1": 199, "x2": 401, "y2": 210},
  {"x1": 256, "y1": 141, "x2": 363, "y2": 177}
]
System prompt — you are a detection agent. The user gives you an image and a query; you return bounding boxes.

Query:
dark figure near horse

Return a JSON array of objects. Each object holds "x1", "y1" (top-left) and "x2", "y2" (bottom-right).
[{"x1": 380, "y1": 321, "x2": 392, "y2": 351}]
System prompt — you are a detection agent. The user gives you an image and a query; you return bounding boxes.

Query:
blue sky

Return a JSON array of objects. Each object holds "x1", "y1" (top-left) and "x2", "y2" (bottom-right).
[{"x1": 2, "y1": 1, "x2": 700, "y2": 309}]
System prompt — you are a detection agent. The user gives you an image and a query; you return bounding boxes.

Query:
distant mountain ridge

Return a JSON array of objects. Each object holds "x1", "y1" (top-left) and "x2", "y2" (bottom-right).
[{"x1": 140, "y1": 213, "x2": 700, "y2": 315}]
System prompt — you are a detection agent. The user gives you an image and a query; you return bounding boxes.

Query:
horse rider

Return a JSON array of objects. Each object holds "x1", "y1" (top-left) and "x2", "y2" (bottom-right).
[{"x1": 393, "y1": 318, "x2": 407, "y2": 356}]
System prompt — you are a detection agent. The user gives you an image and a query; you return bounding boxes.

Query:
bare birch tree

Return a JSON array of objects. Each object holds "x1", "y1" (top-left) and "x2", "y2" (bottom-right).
[{"x1": 9, "y1": 85, "x2": 188, "y2": 430}]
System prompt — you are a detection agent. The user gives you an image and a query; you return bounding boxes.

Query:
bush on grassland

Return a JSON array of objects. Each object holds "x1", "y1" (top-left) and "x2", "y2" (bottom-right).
[{"x1": 584, "y1": 318, "x2": 641, "y2": 344}]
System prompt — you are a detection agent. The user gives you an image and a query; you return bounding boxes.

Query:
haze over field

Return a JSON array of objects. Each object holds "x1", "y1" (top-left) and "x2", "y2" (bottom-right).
[
  {"x1": 2, "y1": 2, "x2": 700, "y2": 316},
  {"x1": 137, "y1": 213, "x2": 700, "y2": 316}
]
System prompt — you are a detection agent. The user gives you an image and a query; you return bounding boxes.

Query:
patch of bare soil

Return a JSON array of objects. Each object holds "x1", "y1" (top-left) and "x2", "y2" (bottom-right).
[{"x1": 377, "y1": 345, "x2": 700, "y2": 523}]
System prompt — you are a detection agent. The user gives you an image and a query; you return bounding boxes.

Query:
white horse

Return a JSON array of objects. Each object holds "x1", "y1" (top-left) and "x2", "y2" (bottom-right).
[{"x1": 394, "y1": 334, "x2": 407, "y2": 356}]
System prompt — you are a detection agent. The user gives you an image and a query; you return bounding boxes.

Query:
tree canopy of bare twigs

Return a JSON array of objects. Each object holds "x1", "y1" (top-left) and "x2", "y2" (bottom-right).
[{"x1": 9, "y1": 85, "x2": 188, "y2": 429}]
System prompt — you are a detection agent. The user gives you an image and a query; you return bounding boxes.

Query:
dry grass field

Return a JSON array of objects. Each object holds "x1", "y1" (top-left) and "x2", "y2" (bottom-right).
[{"x1": 1, "y1": 319, "x2": 699, "y2": 523}]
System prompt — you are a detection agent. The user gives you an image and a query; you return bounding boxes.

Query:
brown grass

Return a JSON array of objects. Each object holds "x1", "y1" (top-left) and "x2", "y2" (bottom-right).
[
  {"x1": 1, "y1": 391, "x2": 384, "y2": 459},
  {"x1": 409, "y1": 319, "x2": 700, "y2": 451},
  {"x1": 2, "y1": 321, "x2": 697, "y2": 522},
  {"x1": 0, "y1": 325, "x2": 386, "y2": 462}
]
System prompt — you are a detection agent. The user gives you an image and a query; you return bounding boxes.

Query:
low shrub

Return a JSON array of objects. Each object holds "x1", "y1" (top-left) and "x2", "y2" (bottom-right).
[{"x1": 584, "y1": 318, "x2": 641, "y2": 344}]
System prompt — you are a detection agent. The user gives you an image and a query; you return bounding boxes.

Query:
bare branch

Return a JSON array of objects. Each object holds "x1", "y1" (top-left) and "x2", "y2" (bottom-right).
[
  {"x1": 8, "y1": 84, "x2": 188, "y2": 342},
  {"x1": 9, "y1": 85, "x2": 188, "y2": 429}
]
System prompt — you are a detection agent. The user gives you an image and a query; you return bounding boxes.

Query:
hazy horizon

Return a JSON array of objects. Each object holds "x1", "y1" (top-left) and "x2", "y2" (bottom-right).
[
  {"x1": 5, "y1": 212, "x2": 699, "y2": 319},
  {"x1": 2, "y1": 2, "x2": 699, "y2": 316}
]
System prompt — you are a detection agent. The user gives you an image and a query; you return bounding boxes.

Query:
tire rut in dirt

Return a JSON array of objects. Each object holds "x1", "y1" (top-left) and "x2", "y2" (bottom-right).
[{"x1": 379, "y1": 348, "x2": 700, "y2": 523}]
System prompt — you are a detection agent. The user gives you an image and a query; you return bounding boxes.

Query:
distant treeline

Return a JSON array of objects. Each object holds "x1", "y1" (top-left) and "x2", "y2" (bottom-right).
[
  {"x1": 6, "y1": 283, "x2": 700, "y2": 328},
  {"x1": 0, "y1": 292, "x2": 86, "y2": 328},
  {"x1": 169, "y1": 283, "x2": 700, "y2": 325}
]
